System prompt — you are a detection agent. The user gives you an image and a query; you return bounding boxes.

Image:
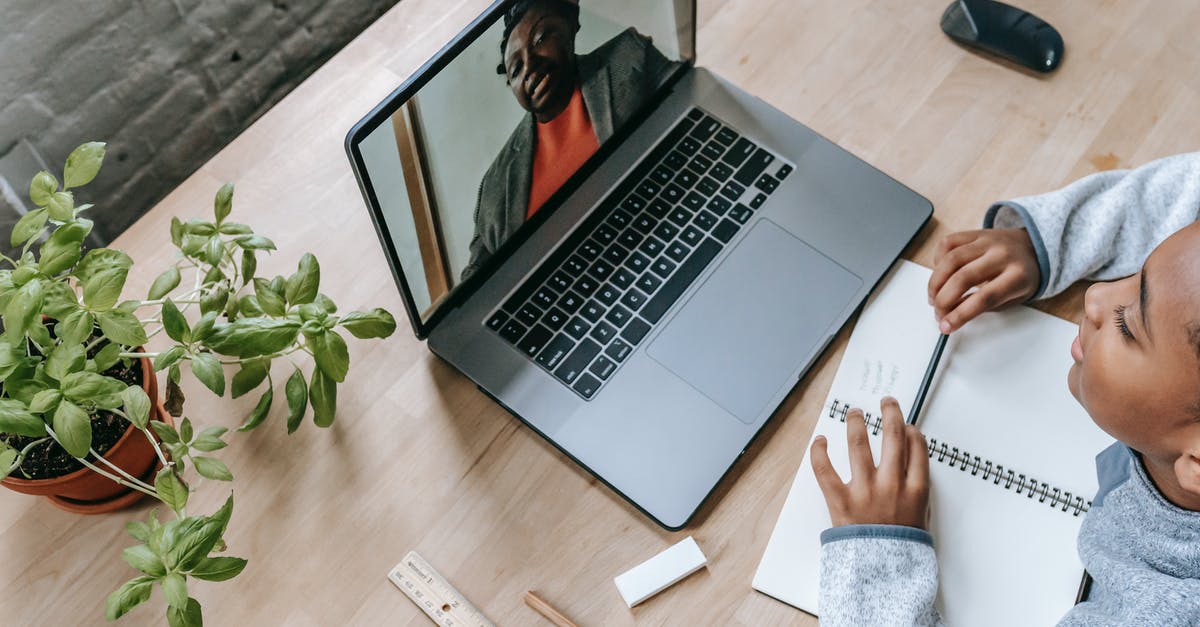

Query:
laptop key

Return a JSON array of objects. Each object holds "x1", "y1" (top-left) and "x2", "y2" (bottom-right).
[
  {"x1": 707, "y1": 196, "x2": 732, "y2": 216},
  {"x1": 500, "y1": 319, "x2": 528, "y2": 343},
  {"x1": 701, "y1": 142, "x2": 725, "y2": 161},
  {"x1": 714, "y1": 127, "x2": 739, "y2": 146},
  {"x1": 637, "y1": 181, "x2": 661, "y2": 199},
  {"x1": 590, "y1": 321, "x2": 617, "y2": 343},
  {"x1": 621, "y1": 194, "x2": 647, "y2": 214},
  {"x1": 596, "y1": 285, "x2": 620, "y2": 306},
  {"x1": 626, "y1": 251, "x2": 651, "y2": 274},
  {"x1": 749, "y1": 193, "x2": 768, "y2": 209},
  {"x1": 641, "y1": 238, "x2": 722, "y2": 324},
  {"x1": 694, "y1": 210, "x2": 718, "y2": 232},
  {"x1": 777, "y1": 163, "x2": 794, "y2": 179},
  {"x1": 661, "y1": 183, "x2": 685, "y2": 204},
  {"x1": 682, "y1": 192, "x2": 705, "y2": 212},
  {"x1": 664, "y1": 150, "x2": 688, "y2": 170},
  {"x1": 639, "y1": 236, "x2": 665, "y2": 257},
  {"x1": 536, "y1": 334, "x2": 576, "y2": 370},
  {"x1": 558, "y1": 291, "x2": 585, "y2": 314},
  {"x1": 712, "y1": 219, "x2": 740, "y2": 243},
  {"x1": 632, "y1": 214, "x2": 656, "y2": 234},
  {"x1": 486, "y1": 311, "x2": 508, "y2": 331},
  {"x1": 721, "y1": 137, "x2": 756, "y2": 167},
  {"x1": 603, "y1": 243, "x2": 630, "y2": 266},
  {"x1": 620, "y1": 288, "x2": 647, "y2": 311},
  {"x1": 730, "y1": 203, "x2": 753, "y2": 224},
  {"x1": 734, "y1": 148, "x2": 775, "y2": 187},
  {"x1": 589, "y1": 356, "x2": 617, "y2": 380},
  {"x1": 605, "y1": 304, "x2": 632, "y2": 328},
  {"x1": 689, "y1": 116, "x2": 721, "y2": 142},
  {"x1": 555, "y1": 339, "x2": 602, "y2": 385},
  {"x1": 650, "y1": 165, "x2": 673, "y2": 185},
  {"x1": 532, "y1": 287, "x2": 557, "y2": 309},
  {"x1": 580, "y1": 300, "x2": 605, "y2": 323},
  {"x1": 612, "y1": 268, "x2": 637, "y2": 290},
  {"x1": 653, "y1": 221, "x2": 679, "y2": 242},
  {"x1": 680, "y1": 226, "x2": 704, "y2": 247},
  {"x1": 720, "y1": 180, "x2": 747, "y2": 201},
  {"x1": 685, "y1": 107, "x2": 704, "y2": 121},
  {"x1": 679, "y1": 136, "x2": 701, "y2": 155},
  {"x1": 674, "y1": 169, "x2": 698, "y2": 189},
  {"x1": 755, "y1": 173, "x2": 780, "y2": 194},
  {"x1": 607, "y1": 209, "x2": 632, "y2": 230},
  {"x1": 587, "y1": 259, "x2": 614, "y2": 282},
  {"x1": 621, "y1": 317, "x2": 652, "y2": 345},
  {"x1": 517, "y1": 303, "x2": 543, "y2": 326},
  {"x1": 651, "y1": 257, "x2": 677, "y2": 278},
  {"x1": 689, "y1": 155, "x2": 713, "y2": 174},
  {"x1": 564, "y1": 254, "x2": 588, "y2": 277},
  {"x1": 573, "y1": 275, "x2": 599, "y2": 297},
  {"x1": 543, "y1": 307, "x2": 569, "y2": 331},
  {"x1": 646, "y1": 198, "x2": 671, "y2": 219},
  {"x1": 549, "y1": 271, "x2": 573, "y2": 292},
  {"x1": 665, "y1": 241, "x2": 691, "y2": 263},
  {"x1": 573, "y1": 373, "x2": 602, "y2": 399},
  {"x1": 517, "y1": 324, "x2": 554, "y2": 357},
  {"x1": 578, "y1": 239, "x2": 603, "y2": 261},
  {"x1": 696, "y1": 176, "x2": 721, "y2": 197},
  {"x1": 710, "y1": 162, "x2": 734, "y2": 181},
  {"x1": 564, "y1": 317, "x2": 591, "y2": 340},
  {"x1": 618, "y1": 228, "x2": 644, "y2": 250},
  {"x1": 668, "y1": 208, "x2": 693, "y2": 228},
  {"x1": 636, "y1": 272, "x2": 663, "y2": 295},
  {"x1": 606, "y1": 339, "x2": 633, "y2": 362},
  {"x1": 594, "y1": 224, "x2": 618, "y2": 245}
]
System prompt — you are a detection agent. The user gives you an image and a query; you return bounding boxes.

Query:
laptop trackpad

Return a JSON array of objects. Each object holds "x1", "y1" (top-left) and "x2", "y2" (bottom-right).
[{"x1": 647, "y1": 220, "x2": 862, "y2": 424}]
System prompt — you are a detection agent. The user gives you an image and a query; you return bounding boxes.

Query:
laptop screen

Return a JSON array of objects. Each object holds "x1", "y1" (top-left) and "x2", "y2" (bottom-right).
[{"x1": 353, "y1": 0, "x2": 691, "y2": 326}]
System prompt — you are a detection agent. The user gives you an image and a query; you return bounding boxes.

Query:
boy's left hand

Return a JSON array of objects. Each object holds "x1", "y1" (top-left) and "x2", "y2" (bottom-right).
[{"x1": 810, "y1": 397, "x2": 930, "y2": 529}]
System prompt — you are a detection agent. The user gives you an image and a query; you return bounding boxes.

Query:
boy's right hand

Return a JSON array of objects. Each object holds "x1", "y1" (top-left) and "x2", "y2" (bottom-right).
[{"x1": 927, "y1": 228, "x2": 1040, "y2": 333}]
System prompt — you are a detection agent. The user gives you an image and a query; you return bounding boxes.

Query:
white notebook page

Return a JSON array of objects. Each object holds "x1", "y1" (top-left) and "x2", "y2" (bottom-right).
[{"x1": 752, "y1": 260, "x2": 1114, "y2": 626}]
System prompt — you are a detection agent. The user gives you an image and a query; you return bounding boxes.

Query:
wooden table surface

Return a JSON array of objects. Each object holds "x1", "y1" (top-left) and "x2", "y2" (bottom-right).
[{"x1": 5, "y1": 0, "x2": 1200, "y2": 624}]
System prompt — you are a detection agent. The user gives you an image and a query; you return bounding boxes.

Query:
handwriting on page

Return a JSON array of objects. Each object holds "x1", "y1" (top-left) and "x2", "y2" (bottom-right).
[{"x1": 858, "y1": 360, "x2": 900, "y2": 396}]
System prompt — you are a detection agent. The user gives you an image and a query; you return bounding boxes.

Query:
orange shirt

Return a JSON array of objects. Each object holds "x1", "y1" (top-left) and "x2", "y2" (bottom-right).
[{"x1": 528, "y1": 87, "x2": 599, "y2": 219}]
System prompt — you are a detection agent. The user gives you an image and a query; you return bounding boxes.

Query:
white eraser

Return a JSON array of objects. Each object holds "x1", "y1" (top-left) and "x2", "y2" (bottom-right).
[{"x1": 613, "y1": 536, "x2": 707, "y2": 607}]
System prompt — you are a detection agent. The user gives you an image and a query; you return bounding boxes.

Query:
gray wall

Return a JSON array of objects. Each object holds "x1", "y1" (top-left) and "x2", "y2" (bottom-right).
[{"x1": 0, "y1": 0, "x2": 398, "y2": 246}]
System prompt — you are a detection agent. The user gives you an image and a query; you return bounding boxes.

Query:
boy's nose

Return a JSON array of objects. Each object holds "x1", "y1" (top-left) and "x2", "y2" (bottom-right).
[{"x1": 1082, "y1": 281, "x2": 1110, "y2": 328}]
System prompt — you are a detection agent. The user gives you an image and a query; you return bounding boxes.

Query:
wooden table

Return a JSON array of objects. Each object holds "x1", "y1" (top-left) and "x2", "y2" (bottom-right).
[{"x1": 5, "y1": 0, "x2": 1200, "y2": 624}]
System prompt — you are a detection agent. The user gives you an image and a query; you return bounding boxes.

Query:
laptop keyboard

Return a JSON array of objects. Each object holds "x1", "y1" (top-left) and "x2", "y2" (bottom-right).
[{"x1": 485, "y1": 107, "x2": 794, "y2": 400}]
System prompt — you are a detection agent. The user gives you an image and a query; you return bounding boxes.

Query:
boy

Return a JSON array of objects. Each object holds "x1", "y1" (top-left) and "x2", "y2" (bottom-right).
[{"x1": 812, "y1": 152, "x2": 1200, "y2": 625}]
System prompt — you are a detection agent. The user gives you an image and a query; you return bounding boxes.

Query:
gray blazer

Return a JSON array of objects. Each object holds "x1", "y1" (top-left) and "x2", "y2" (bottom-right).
[{"x1": 461, "y1": 28, "x2": 676, "y2": 280}]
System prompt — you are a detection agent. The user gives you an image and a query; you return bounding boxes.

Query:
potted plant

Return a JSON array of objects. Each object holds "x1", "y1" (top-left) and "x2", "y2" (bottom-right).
[{"x1": 0, "y1": 142, "x2": 397, "y2": 626}]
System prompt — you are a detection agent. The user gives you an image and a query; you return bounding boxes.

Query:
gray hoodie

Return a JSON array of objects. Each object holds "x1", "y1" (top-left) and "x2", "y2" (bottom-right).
[{"x1": 818, "y1": 152, "x2": 1200, "y2": 626}]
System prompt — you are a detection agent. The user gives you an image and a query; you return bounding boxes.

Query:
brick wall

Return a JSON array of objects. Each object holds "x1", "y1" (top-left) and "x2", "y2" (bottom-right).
[{"x1": 0, "y1": 0, "x2": 399, "y2": 246}]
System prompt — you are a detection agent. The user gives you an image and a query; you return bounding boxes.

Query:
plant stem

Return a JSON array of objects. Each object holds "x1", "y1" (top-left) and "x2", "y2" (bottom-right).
[
  {"x1": 89, "y1": 448, "x2": 157, "y2": 492},
  {"x1": 41, "y1": 426, "x2": 160, "y2": 500},
  {"x1": 6, "y1": 437, "x2": 51, "y2": 477},
  {"x1": 119, "y1": 351, "x2": 160, "y2": 359},
  {"x1": 140, "y1": 427, "x2": 171, "y2": 467}
]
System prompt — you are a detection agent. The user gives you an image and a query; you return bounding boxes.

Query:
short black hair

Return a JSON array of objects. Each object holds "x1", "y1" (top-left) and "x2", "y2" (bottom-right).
[{"x1": 496, "y1": 0, "x2": 580, "y2": 75}]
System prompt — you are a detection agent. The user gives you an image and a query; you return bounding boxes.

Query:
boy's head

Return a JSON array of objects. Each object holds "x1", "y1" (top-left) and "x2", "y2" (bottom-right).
[
  {"x1": 497, "y1": 0, "x2": 582, "y2": 123},
  {"x1": 1071, "y1": 221, "x2": 1200, "y2": 504}
]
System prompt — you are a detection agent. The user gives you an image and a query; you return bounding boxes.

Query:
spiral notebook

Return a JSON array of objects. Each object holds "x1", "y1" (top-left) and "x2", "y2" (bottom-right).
[{"x1": 752, "y1": 260, "x2": 1115, "y2": 626}]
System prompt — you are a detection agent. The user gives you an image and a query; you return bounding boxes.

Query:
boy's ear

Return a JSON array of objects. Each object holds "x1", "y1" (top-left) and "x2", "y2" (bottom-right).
[{"x1": 1173, "y1": 450, "x2": 1200, "y2": 497}]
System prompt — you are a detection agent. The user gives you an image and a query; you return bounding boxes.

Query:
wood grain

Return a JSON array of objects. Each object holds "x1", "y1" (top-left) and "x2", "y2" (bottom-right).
[{"x1": 3, "y1": 1, "x2": 1198, "y2": 625}]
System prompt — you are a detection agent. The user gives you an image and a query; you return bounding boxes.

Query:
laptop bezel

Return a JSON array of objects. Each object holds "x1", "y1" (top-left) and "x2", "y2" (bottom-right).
[{"x1": 345, "y1": 0, "x2": 699, "y2": 339}]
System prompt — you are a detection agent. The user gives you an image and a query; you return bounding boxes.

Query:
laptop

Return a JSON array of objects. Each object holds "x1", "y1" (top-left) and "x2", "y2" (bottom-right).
[{"x1": 346, "y1": 0, "x2": 931, "y2": 529}]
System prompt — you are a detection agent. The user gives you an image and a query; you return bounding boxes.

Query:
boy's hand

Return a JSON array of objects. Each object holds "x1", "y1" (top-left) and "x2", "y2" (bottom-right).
[
  {"x1": 811, "y1": 397, "x2": 930, "y2": 529},
  {"x1": 927, "y1": 228, "x2": 1040, "y2": 333}
]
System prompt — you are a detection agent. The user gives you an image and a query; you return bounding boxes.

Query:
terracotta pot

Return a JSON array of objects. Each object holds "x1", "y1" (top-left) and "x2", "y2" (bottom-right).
[{"x1": 2, "y1": 354, "x2": 171, "y2": 514}]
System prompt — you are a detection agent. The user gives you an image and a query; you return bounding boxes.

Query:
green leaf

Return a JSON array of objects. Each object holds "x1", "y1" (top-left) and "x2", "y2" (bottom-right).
[
  {"x1": 205, "y1": 236, "x2": 224, "y2": 266},
  {"x1": 170, "y1": 516, "x2": 224, "y2": 572},
  {"x1": 4, "y1": 278, "x2": 44, "y2": 340},
  {"x1": 167, "y1": 597, "x2": 203, "y2": 627},
  {"x1": 162, "y1": 572, "x2": 188, "y2": 609},
  {"x1": 52, "y1": 401, "x2": 92, "y2": 457},
  {"x1": 26, "y1": 320, "x2": 51, "y2": 351},
  {"x1": 75, "y1": 247, "x2": 133, "y2": 283},
  {"x1": 309, "y1": 368, "x2": 336, "y2": 428},
  {"x1": 339, "y1": 308, "x2": 397, "y2": 339},
  {"x1": 105, "y1": 575, "x2": 154, "y2": 621},
  {"x1": 82, "y1": 268, "x2": 127, "y2": 311},
  {"x1": 285, "y1": 368, "x2": 307, "y2": 434},
  {"x1": 170, "y1": 217, "x2": 184, "y2": 247},
  {"x1": 122, "y1": 544, "x2": 166, "y2": 577},
  {"x1": 308, "y1": 329, "x2": 349, "y2": 383},
  {"x1": 238, "y1": 386, "x2": 272, "y2": 432},
  {"x1": 240, "y1": 249, "x2": 256, "y2": 286},
  {"x1": 93, "y1": 342, "x2": 122, "y2": 372},
  {"x1": 191, "y1": 311, "x2": 218, "y2": 342},
  {"x1": 150, "y1": 420, "x2": 180, "y2": 444},
  {"x1": 219, "y1": 222, "x2": 252, "y2": 235},
  {"x1": 155, "y1": 467, "x2": 189, "y2": 513},
  {"x1": 154, "y1": 345, "x2": 187, "y2": 371},
  {"x1": 184, "y1": 219, "x2": 216, "y2": 236},
  {"x1": 204, "y1": 318, "x2": 301, "y2": 358},
  {"x1": 180, "y1": 234, "x2": 206, "y2": 257},
  {"x1": 38, "y1": 218, "x2": 92, "y2": 275},
  {"x1": 190, "y1": 352, "x2": 225, "y2": 396},
  {"x1": 314, "y1": 293, "x2": 337, "y2": 313},
  {"x1": 29, "y1": 171, "x2": 58, "y2": 206},
  {"x1": 122, "y1": 385, "x2": 152, "y2": 429},
  {"x1": 199, "y1": 284, "x2": 229, "y2": 316},
  {"x1": 190, "y1": 556, "x2": 247, "y2": 582},
  {"x1": 236, "y1": 235, "x2": 275, "y2": 250},
  {"x1": 45, "y1": 343, "x2": 85, "y2": 380},
  {"x1": 214, "y1": 182, "x2": 234, "y2": 223},
  {"x1": 179, "y1": 416, "x2": 193, "y2": 443},
  {"x1": 57, "y1": 308, "x2": 94, "y2": 345},
  {"x1": 0, "y1": 398, "x2": 45, "y2": 436},
  {"x1": 0, "y1": 343, "x2": 21, "y2": 380},
  {"x1": 96, "y1": 309, "x2": 148, "y2": 346},
  {"x1": 61, "y1": 371, "x2": 125, "y2": 402},
  {"x1": 0, "y1": 447, "x2": 18, "y2": 480},
  {"x1": 208, "y1": 493, "x2": 234, "y2": 536},
  {"x1": 193, "y1": 456, "x2": 233, "y2": 481},
  {"x1": 253, "y1": 278, "x2": 285, "y2": 317},
  {"x1": 126, "y1": 520, "x2": 151, "y2": 542},
  {"x1": 285, "y1": 253, "x2": 319, "y2": 305},
  {"x1": 46, "y1": 191, "x2": 74, "y2": 222},
  {"x1": 149, "y1": 266, "x2": 182, "y2": 300},
  {"x1": 162, "y1": 299, "x2": 191, "y2": 343},
  {"x1": 230, "y1": 359, "x2": 268, "y2": 398},
  {"x1": 11, "y1": 208, "x2": 48, "y2": 247},
  {"x1": 63, "y1": 142, "x2": 106, "y2": 189},
  {"x1": 42, "y1": 280, "x2": 80, "y2": 319},
  {"x1": 191, "y1": 426, "x2": 227, "y2": 452},
  {"x1": 28, "y1": 389, "x2": 62, "y2": 415}
]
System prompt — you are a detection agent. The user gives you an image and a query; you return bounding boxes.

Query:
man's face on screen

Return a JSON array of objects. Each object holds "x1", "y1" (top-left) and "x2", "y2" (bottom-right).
[{"x1": 504, "y1": 3, "x2": 578, "y2": 123}]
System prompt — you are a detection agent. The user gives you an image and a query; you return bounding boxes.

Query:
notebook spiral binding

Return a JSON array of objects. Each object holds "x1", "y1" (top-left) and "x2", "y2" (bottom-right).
[{"x1": 827, "y1": 400, "x2": 1091, "y2": 517}]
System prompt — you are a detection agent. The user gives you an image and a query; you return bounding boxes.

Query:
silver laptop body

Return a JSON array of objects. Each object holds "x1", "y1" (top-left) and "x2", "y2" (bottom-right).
[{"x1": 347, "y1": 0, "x2": 931, "y2": 529}]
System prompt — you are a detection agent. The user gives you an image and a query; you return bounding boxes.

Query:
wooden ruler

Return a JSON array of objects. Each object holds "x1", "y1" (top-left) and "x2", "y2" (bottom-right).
[{"x1": 388, "y1": 551, "x2": 495, "y2": 627}]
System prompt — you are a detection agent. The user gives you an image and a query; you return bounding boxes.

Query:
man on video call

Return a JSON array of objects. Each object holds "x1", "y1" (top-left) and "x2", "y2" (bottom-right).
[{"x1": 462, "y1": 0, "x2": 677, "y2": 279}]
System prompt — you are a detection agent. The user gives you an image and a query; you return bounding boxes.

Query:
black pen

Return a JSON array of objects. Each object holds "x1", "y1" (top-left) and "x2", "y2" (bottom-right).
[{"x1": 907, "y1": 333, "x2": 949, "y2": 426}]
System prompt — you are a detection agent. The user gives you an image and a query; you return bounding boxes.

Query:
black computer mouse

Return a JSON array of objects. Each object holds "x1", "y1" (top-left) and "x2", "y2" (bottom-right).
[{"x1": 941, "y1": 0, "x2": 1064, "y2": 73}]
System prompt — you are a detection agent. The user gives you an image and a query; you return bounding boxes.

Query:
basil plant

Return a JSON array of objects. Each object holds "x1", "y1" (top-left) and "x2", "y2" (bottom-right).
[{"x1": 0, "y1": 143, "x2": 396, "y2": 626}]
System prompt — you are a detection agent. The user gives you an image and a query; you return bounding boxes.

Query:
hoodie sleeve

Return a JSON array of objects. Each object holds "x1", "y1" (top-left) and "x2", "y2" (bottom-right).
[
  {"x1": 818, "y1": 524, "x2": 946, "y2": 627},
  {"x1": 984, "y1": 152, "x2": 1200, "y2": 299}
]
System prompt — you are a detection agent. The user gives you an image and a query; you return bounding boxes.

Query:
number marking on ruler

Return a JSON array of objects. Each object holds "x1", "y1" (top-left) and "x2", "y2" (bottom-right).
[{"x1": 388, "y1": 551, "x2": 495, "y2": 627}]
